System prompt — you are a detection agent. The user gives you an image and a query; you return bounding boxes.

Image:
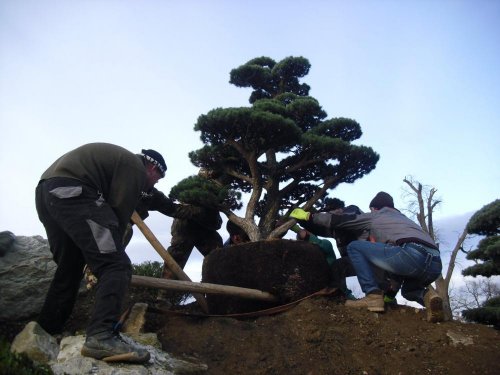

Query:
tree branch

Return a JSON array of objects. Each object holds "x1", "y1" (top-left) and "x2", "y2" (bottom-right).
[{"x1": 444, "y1": 227, "x2": 469, "y2": 286}]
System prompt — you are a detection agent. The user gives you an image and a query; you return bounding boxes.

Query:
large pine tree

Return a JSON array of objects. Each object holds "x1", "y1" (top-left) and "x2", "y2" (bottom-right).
[{"x1": 170, "y1": 56, "x2": 379, "y2": 240}]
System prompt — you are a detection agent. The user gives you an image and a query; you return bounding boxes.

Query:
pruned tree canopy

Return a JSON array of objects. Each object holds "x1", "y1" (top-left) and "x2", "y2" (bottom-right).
[
  {"x1": 229, "y1": 56, "x2": 311, "y2": 103},
  {"x1": 173, "y1": 56, "x2": 379, "y2": 240},
  {"x1": 467, "y1": 199, "x2": 500, "y2": 236},
  {"x1": 463, "y1": 199, "x2": 500, "y2": 278}
]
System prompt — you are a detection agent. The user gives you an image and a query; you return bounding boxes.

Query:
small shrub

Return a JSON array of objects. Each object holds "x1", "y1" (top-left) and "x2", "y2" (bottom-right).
[{"x1": 132, "y1": 261, "x2": 164, "y2": 278}]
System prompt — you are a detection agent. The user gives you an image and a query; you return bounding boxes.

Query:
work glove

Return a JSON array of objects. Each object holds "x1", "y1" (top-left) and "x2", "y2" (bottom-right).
[
  {"x1": 290, "y1": 208, "x2": 311, "y2": 221},
  {"x1": 290, "y1": 224, "x2": 302, "y2": 233}
]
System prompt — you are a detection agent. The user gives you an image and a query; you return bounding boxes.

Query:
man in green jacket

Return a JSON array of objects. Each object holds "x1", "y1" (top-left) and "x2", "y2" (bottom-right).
[
  {"x1": 36, "y1": 143, "x2": 166, "y2": 363},
  {"x1": 132, "y1": 188, "x2": 223, "y2": 279}
]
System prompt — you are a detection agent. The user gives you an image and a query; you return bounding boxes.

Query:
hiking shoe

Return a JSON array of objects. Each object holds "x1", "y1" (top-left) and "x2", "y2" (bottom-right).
[
  {"x1": 345, "y1": 293, "x2": 385, "y2": 312},
  {"x1": 81, "y1": 331, "x2": 150, "y2": 363},
  {"x1": 424, "y1": 289, "x2": 444, "y2": 323}
]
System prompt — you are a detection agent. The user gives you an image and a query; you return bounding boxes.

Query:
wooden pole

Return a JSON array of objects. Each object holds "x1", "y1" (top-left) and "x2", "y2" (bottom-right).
[
  {"x1": 131, "y1": 275, "x2": 278, "y2": 302},
  {"x1": 130, "y1": 211, "x2": 209, "y2": 313}
]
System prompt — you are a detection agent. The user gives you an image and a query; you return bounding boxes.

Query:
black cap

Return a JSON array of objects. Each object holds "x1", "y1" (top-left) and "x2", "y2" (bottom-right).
[
  {"x1": 323, "y1": 198, "x2": 345, "y2": 212},
  {"x1": 343, "y1": 205, "x2": 363, "y2": 215},
  {"x1": 141, "y1": 149, "x2": 167, "y2": 177},
  {"x1": 369, "y1": 192, "x2": 394, "y2": 210}
]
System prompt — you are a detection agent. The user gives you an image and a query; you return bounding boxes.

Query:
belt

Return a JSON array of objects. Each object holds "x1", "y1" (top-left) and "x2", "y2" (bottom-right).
[{"x1": 403, "y1": 242, "x2": 440, "y2": 258}]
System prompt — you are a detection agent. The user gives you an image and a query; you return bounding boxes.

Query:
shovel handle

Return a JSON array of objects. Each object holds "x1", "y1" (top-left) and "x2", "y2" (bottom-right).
[{"x1": 130, "y1": 211, "x2": 209, "y2": 313}]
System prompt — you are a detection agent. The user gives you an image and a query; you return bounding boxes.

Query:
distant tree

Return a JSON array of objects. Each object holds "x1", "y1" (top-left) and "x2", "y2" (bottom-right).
[
  {"x1": 461, "y1": 199, "x2": 500, "y2": 327},
  {"x1": 449, "y1": 278, "x2": 500, "y2": 318},
  {"x1": 403, "y1": 176, "x2": 468, "y2": 321},
  {"x1": 462, "y1": 296, "x2": 500, "y2": 329},
  {"x1": 174, "y1": 56, "x2": 379, "y2": 240}
]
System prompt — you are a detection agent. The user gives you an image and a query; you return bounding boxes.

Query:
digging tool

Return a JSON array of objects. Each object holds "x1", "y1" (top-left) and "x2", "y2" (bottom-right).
[{"x1": 130, "y1": 211, "x2": 209, "y2": 313}]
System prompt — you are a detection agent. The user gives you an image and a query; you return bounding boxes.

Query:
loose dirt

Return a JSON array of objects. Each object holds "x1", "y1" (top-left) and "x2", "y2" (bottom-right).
[
  {"x1": 2, "y1": 286, "x2": 499, "y2": 375},
  {"x1": 158, "y1": 295, "x2": 500, "y2": 375}
]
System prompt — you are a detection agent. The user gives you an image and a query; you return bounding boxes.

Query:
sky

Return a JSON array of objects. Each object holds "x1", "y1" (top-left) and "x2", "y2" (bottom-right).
[{"x1": 1, "y1": 1, "x2": 499, "y2": 287}]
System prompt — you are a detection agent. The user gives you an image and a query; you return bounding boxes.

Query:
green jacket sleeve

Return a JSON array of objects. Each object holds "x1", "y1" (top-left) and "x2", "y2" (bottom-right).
[{"x1": 308, "y1": 234, "x2": 336, "y2": 266}]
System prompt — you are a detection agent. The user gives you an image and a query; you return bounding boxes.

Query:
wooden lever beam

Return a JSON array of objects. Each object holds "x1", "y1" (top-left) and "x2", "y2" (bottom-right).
[
  {"x1": 131, "y1": 275, "x2": 278, "y2": 302},
  {"x1": 130, "y1": 211, "x2": 209, "y2": 313}
]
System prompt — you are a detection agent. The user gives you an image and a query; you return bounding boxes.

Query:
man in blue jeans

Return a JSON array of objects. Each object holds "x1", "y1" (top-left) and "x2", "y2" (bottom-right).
[{"x1": 290, "y1": 191, "x2": 444, "y2": 322}]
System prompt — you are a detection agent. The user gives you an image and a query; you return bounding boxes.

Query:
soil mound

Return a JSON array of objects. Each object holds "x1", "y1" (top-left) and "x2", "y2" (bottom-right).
[
  {"x1": 1, "y1": 286, "x2": 499, "y2": 374},
  {"x1": 160, "y1": 297, "x2": 500, "y2": 375}
]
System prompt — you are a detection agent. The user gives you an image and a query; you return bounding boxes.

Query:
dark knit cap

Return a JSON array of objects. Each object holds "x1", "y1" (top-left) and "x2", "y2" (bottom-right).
[
  {"x1": 369, "y1": 192, "x2": 394, "y2": 210},
  {"x1": 141, "y1": 149, "x2": 167, "y2": 177},
  {"x1": 323, "y1": 197, "x2": 345, "y2": 212},
  {"x1": 343, "y1": 205, "x2": 363, "y2": 215}
]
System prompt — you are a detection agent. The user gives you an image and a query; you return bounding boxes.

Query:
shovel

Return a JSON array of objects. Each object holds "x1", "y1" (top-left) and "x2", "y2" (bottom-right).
[{"x1": 130, "y1": 211, "x2": 209, "y2": 313}]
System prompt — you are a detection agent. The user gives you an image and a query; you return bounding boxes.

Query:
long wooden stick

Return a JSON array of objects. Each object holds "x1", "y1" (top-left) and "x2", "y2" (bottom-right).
[
  {"x1": 130, "y1": 211, "x2": 209, "y2": 313},
  {"x1": 131, "y1": 275, "x2": 278, "y2": 302}
]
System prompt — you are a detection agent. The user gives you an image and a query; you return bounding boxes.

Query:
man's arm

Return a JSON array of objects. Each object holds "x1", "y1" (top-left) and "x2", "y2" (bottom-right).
[
  {"x1": 145, "y1": 188, "x2": 222, "y2": 230},
  {"x1": 291, "y1": 208, "x2": 371, "y2": 234}
]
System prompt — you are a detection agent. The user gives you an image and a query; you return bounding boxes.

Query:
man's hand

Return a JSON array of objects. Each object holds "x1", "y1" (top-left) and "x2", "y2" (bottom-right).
[{"x1": 290, "y1": 208, "x2": 311, "y2": 221}]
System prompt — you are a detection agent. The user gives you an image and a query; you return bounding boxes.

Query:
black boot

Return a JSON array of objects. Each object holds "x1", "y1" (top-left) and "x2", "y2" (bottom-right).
[{"x1": 81, "y1": 331, "x2": 150, "y2": 363}]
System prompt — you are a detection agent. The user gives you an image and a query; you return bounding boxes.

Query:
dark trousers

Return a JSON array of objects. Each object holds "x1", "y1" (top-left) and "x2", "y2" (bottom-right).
[
  {"x1": 166, "y1": 218, "x2": 223, "y2": 270},
  {"x1": 330, "y1": 256, "x2": 401, "y2": 295},
  {"x1": 36, "y1": 177, "x2": 132, "y2": 336}
]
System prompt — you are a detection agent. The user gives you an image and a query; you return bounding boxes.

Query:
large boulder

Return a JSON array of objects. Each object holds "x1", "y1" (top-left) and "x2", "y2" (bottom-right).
[
  {"x1": 0, "y1": 234, "x2": 56, "y2": 320},
  {"x1": 202, "y1": 239, "x2": 330, "y2": 314}
]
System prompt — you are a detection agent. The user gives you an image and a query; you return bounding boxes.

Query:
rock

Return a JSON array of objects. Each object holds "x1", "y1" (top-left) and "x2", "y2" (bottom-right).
[
  {"x1": 123, "y1": 302, "x2": 149, "y2": 334},
  {"x1": 0, "y1": 230, "x2": 16, "y2": 256},
  {"x1": 12, "y1": 320, "x2": 208, "y2": 374},
  {"x1": 10, "y1": 321, "x2": 59, "y2": 364},
  {"x1": 51, "y1": 333, "x2": 208, "y2": 375},
  {"x1": 0, "y1": 235, "x2": 56, "y2": 320},
  {"x1": 128, "y1": 332, "x2": 162, "y2": 349},
  {"x1": 446, "y1": 330, "x2": 474, "y2": 346}
]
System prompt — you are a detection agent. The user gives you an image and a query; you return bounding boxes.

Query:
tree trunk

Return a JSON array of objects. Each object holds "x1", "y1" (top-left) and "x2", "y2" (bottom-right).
[
  {"x1": 403, "y1": 177, "x2": 467, "y2": 321},
  {"x1": 434, "y1": 227, "x2": 468, "y2": 321},
  {"x1": 434, "y1": 276, "x2": 452, "y2": 321}
]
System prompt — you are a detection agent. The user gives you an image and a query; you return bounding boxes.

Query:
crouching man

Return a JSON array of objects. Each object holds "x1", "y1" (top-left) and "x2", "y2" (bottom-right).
[{"x1": 290, "y1": 191, "x2": 444, "y2": 322}]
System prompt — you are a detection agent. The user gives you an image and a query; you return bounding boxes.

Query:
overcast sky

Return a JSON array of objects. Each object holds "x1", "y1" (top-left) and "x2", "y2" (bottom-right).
[{"x1": 1, "y1": 1, "x2": 498, "y2": 285}]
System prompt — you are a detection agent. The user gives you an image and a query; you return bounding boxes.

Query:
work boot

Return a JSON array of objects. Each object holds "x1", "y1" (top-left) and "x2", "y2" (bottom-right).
[
  {"x1": 345, "y1": 293, "x2": 385, "y2": 312},
  {"x1": 81, "y1": 331, "x2": 150, "y2": 363},
  {"x1": 424, "y1": 289, "x2": 444, "y2": 323}
]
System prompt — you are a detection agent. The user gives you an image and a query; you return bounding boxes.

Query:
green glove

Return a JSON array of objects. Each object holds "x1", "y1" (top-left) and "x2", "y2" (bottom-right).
[
  {"x1": 290, "y1": 208, "x2": 311, "y2": 221},
  {"x1": 290, "y1": 224, "x2": 302, "y2": 233}
]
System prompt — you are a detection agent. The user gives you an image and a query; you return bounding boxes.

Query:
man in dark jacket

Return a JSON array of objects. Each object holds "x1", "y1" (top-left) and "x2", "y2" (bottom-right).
[
  {"x1": 290, "y1": 191, "x2": 444, "y2": 322},
  {"x1": 35, "y1": 143, "x2": 167, "y2": 362},
  {"x1": 127, "y1": 187, "x2": 223, "y2": 280}
]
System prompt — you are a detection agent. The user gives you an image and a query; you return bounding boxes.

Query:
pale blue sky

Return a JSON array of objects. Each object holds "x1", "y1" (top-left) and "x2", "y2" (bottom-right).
[{"x1": 1, "y1": 1, "x2": 499, "y2": 284}]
